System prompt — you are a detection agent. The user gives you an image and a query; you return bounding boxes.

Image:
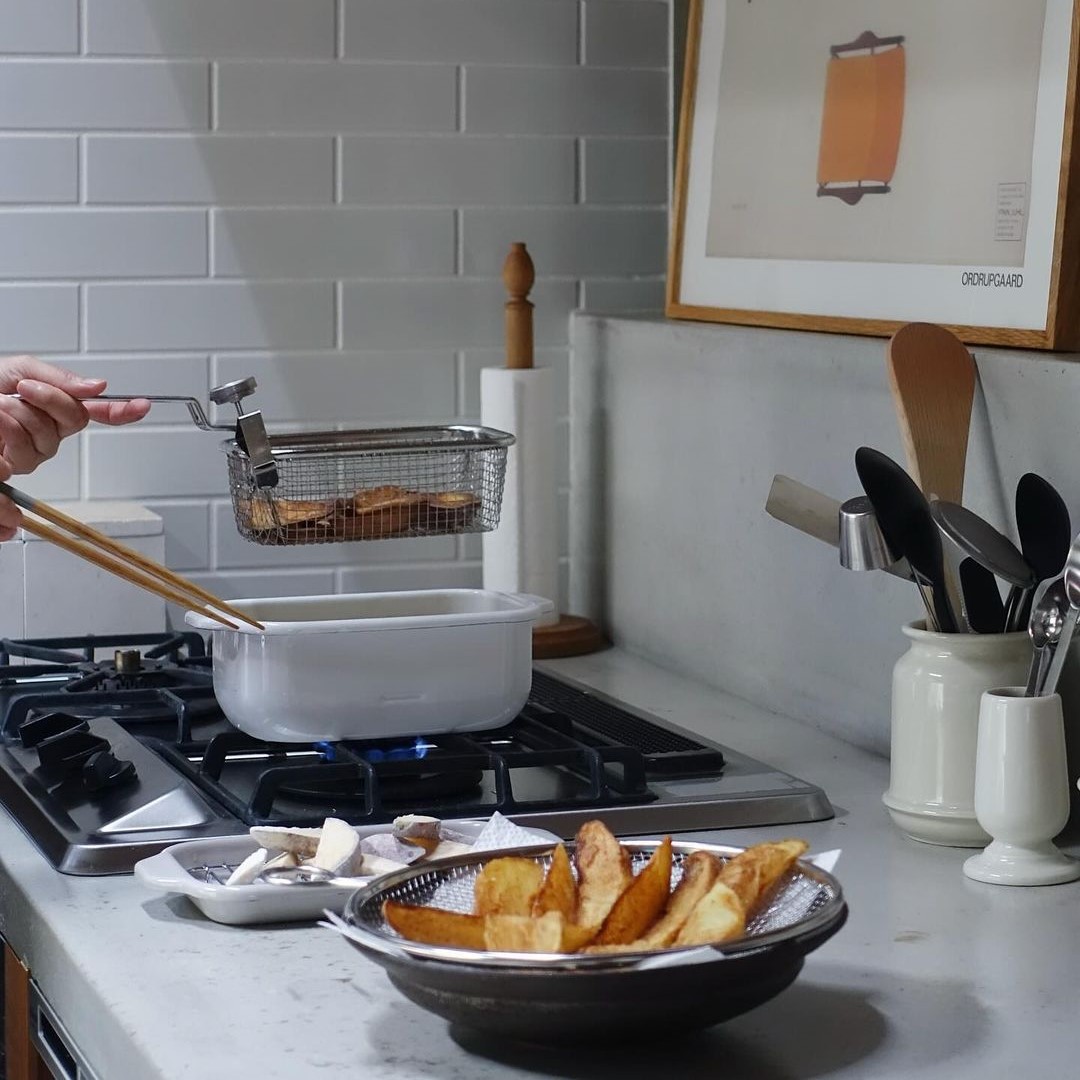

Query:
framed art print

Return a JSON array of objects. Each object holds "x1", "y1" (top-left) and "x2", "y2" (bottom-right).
[{"x1": 667, "y1": 0, "x2": 1080, "y2": 349}]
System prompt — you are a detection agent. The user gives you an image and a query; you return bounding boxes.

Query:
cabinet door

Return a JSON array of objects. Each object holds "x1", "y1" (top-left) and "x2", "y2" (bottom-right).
[{"x1": 3, "y1": 943, "x2": 50, "y2": 1080}]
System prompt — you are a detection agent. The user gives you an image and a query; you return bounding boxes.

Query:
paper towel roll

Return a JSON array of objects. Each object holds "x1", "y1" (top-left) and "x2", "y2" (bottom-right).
[{"x1": 481, "y1": 366, "x2": 559, "y2": 627}]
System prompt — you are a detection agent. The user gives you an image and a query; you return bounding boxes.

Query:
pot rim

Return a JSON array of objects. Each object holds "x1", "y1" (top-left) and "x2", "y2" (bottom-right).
[{"x1": 185, "y1": 588, "x2": 555, "y2": 636}]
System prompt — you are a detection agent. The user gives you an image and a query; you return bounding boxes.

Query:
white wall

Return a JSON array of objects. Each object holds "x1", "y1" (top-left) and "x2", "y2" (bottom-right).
[
  {"x1": 570, "y1": 313, "x2": 1080, "y2": 757},
  {"x1": 1, "y1": 0, "x2": 669, "y2": 605}
]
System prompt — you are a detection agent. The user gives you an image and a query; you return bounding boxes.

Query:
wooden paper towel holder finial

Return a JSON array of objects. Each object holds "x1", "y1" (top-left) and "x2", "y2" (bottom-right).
[{"x1": 501, "y1": 242, "x2": 606, "y2": 660}]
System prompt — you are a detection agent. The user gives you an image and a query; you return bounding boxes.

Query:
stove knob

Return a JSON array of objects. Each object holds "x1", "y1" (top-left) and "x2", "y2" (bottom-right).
[
  {"x1": 36, "y1": 730, "x2": 110, "y2": 774},
  {"x1": 19, "y1": 711, "x2": 88, "y2": 749},
  {"x1": 82, "y1": 751, "x2": 137, "y2": 792}
]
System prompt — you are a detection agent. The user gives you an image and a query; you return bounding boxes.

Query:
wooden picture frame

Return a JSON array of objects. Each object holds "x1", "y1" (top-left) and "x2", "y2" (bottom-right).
[{"x1": 668, "y1": 0, "x2": 1080, "y2": 350}]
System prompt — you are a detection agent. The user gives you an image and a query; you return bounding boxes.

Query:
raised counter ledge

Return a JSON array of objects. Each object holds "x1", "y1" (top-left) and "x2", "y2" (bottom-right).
[{"x1": 1, "y1": 647, "x2": 1078, "y2": 1080}]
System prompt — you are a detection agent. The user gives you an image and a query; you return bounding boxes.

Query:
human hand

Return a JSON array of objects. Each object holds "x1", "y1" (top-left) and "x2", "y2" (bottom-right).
[{"x1": 0, "y1": 355, "x2": 150, "y2": 541}]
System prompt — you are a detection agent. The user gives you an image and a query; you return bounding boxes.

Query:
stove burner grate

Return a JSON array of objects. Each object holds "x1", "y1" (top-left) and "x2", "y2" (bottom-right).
[{"x1": 150, "y1": 708, "x2": 660, "y2": 828}]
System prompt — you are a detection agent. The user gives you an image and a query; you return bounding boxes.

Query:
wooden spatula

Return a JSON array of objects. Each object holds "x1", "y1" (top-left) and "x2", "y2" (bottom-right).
[
  {"x1": 886, "y1": 323, "x2": 976, "y2": 504},
  {"x1": 887, "y1": 323, "x2": 976, "y2": 628}
]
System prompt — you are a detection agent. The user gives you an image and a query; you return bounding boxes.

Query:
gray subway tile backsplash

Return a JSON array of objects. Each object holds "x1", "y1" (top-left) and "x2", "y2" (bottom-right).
[{"x1": 0, "y1": 1, "x2": 668, "y2": 591}]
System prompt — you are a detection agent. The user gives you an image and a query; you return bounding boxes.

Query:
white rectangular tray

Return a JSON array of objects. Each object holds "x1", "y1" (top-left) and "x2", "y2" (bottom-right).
[{"x1": 134, "y1": 819, "x2": 558, "y2": 926}]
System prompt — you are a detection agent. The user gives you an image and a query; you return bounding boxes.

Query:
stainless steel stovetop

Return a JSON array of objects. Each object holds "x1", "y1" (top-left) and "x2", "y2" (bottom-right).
[{"x1": 0, "y1": 633, "x2": 833, "y2": 874}]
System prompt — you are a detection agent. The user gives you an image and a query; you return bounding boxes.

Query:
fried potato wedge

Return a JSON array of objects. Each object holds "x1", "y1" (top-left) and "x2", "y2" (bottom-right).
[
  {"x1": 531, "y1": 844, "x2": 577, "y2": 920},
  {"x1": 381, "y1": 822, "x2": 812, "y2": 959},
  {"x1": 592, "y1": 836, "x2": 673, "y2": 946},
  {"x1": 473, "y1": 856, "x2": 544, "y2": 918},
  {"x1": 631, "y1": 849, "x2": 722, "y2": 949},
  {"x1": 382, "y1": 900, "x2": 486, "y2": 950},
  {"x1": 483, "y1": 912, "x2": 598, "y2": 954},
  {"x1": 574, "y1": 820, "x2": 633, "y2": 929},
  {"x1": 672, "y1": 880, "x2": 745, "y2": 947},
  {"x1": 718, "y1": 839, "x2": 809, "y2": 913},
  {"x1": 484, "y1": 911, "x2": 566, "y2": 953},
  {"x1": 561, "y1": 921, "x2": 600, "y2": 952}
]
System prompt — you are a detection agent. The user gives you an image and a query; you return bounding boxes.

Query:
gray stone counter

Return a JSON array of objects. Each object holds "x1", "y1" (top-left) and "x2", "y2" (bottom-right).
[{"x1": 1, "y1": 649, "x2": 1077, "y2": 1079}]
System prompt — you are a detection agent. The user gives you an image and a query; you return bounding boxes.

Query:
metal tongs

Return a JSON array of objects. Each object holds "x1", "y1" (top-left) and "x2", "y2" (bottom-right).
[{"x1": 7, "y1": 375, "x2": 279, "y2": 489}]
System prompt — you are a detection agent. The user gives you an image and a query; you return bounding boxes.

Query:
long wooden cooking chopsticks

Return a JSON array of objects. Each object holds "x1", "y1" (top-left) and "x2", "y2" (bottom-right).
[{"x1": 0, "y1": 482, "x2": 263, "y2": 632}]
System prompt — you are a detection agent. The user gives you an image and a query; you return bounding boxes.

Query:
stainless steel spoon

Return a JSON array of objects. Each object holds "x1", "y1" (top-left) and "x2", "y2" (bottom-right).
[
  {"x1": 1040, "y1": 534, "x2": 1080, "y2": 696},
  {"x1": 1025, "y1": 577, "x2": 1069, "y2": 696},
  {"x1": 257, "y1": 865, "x2": 368, "y2": 887}
]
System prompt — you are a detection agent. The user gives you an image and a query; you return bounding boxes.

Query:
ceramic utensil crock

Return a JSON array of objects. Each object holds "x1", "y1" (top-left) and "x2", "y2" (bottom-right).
[{"x1": 883, "y1": 622, "x2": 1031, "y2": 846}]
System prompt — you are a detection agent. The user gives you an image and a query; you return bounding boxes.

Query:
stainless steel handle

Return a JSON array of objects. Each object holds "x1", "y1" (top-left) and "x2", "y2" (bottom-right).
[
  {"x1": 5, "y1": 377, "x2": 279, "y2": 488},
  {"x1": 1040, "y1": 606, "x2": 1079, "y2": 696},
  {"x1": 4, "y1": 392, "x2": 233, "y2": 431}
]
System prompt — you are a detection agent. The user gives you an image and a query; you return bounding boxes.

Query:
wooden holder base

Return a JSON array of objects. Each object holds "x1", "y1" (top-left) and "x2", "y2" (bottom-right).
[{"x1": 532, "y1": 614, "x2": 607, "y2": 660}]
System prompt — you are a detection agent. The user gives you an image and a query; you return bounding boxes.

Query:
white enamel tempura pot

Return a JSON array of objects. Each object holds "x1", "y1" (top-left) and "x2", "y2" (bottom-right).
[{"x1": 185, "y1": 589, "x2": 555, "y2": 743}]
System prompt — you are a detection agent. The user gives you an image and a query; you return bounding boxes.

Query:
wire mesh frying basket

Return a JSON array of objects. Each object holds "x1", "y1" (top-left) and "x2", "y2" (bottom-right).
[
  {"x1": 226, "y1": 425, "x2": 515, "y2": 546},
  {"x1": 64, "y1": 377, "x2": 515, "y2": 546}
]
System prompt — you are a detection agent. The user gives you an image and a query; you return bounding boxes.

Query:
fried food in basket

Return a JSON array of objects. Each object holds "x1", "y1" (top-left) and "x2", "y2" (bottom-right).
[
  {"x1": 473, "y1": 857, "x2": 545, "y2": 917},
  {"x1": 383, "y1": 900, "x2": 486, "y2": 950},
  {"x1": 671, "y1": 881, "x2": 745, "y2": 947},
  {"x1": 379, "y1": 821, "x2": 811, "y2": 957},
  {"x1": 244, "y1": 496, "x2": 335, "y2": 533},
  {"x1": 328, "y1": 485, "x2": 422, "y2": 540},
  {"x1": 629, "y1": 849, "x2": 721, "y2": 949},
  {"x1": 592, "y1": 836, "x2": 672, "y2": 946},
  {"x1": 484, "y1": 910, "x2": 565, "y2": 952},
  {"x1": 418, "y1": 490, "x2": 482, "y2": 532},
  {"x1": 717, "y1": 838, "x2": 808, "y2": 911},
  {"x1": 574, "y1": 819, "x2": 634, "y2": 930},
  {"x1": 531, "y1": 843, "x2": 577, "y2": 920}
]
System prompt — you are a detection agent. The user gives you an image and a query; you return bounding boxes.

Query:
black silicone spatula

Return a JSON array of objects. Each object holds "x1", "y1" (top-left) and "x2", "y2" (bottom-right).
[
  {"x1": 959, "y1": 557, "x2": 1006, "y2": 633},
  {"x1": 855, "y1": 446, "x2": 959, "y2": 633},
  {"x1": 1011, "y1": 473, "x2": 1072, "y2": 630}
]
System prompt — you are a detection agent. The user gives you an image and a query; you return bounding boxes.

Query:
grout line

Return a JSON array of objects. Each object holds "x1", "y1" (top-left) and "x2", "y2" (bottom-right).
[
  {"x1": 454, "y1": 348, "x2": 465, "y2": 416},
  {"x1": 454, "y1": 209, "x2": 463, "y2": 275},
  {"x1": 577, "y1": 0, "x2": 586, "y2": 65},
  {"x1": 208, "y1": 62, "x2": 218, "y2": 130},
  {"x1": 332, "y1": 136, "x2": 342, "y2": 203},
  {"x1": 206, "y1": 209, "x2": 214, "y2": 277},
  {"x1": 77, "y1": 0, "x2": 87, "y2": 55},
  {"x1": 76, "y1": 283, "x2": 87, "y2": 352},
  {"x1": 336, "y1": 0, "x2": 346, "y2": 59},
  {"x1": 208, "y1": 495, "x2": 219, "y2": 571},
  {"x1": 334, "y1": 280, "x2": 343, "y2": 348},
  {"x1": 76, "y1": 134, "x2": 86, "y2": 204},
  {"x1": 457, "y1": 65, "x2": 466, "y2": 132}
]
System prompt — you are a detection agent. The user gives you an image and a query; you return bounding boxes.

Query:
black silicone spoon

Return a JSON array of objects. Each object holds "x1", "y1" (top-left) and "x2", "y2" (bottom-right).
[
  {"x1": 855, "y1": 447, "x2": 958, "y2": 633},
  {"x1": 1010, "y1": 473, "x2": 1072, "y2": 631},
  {"x1": 959, "y1": 558, "x2": 1006, "y2": 634}
]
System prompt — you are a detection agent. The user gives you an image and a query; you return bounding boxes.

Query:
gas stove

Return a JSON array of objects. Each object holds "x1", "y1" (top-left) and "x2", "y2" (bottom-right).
[{"x1": 0, "y1": 633, "x2": 833, "y2": 875}]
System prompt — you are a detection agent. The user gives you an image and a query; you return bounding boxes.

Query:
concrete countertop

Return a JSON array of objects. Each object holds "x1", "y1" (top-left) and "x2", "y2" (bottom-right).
[{"x1": 1, "y1": 648, "x2": 1078, "y2": 1079}]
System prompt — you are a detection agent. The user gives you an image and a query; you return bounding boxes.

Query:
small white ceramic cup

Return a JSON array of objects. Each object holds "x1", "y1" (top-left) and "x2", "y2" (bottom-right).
[{"x1": 963, "y1": 687, "x2": 1080, "y2": 886}]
